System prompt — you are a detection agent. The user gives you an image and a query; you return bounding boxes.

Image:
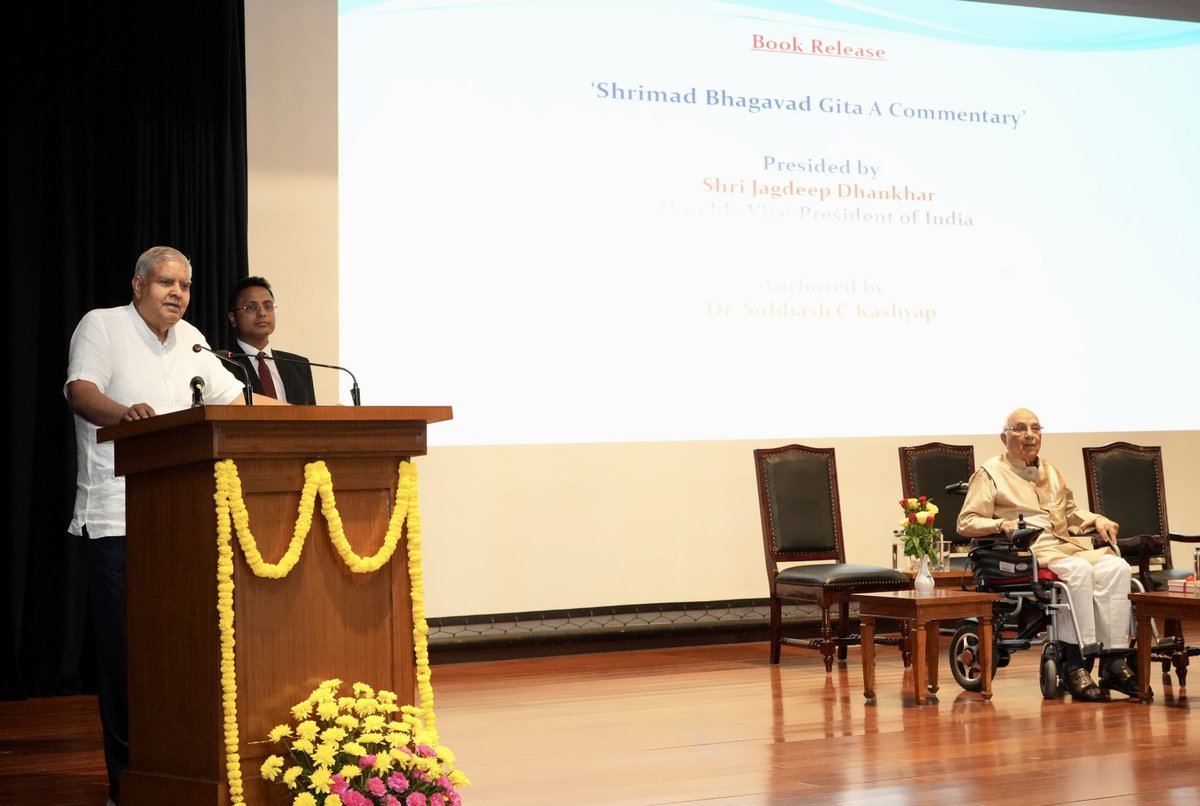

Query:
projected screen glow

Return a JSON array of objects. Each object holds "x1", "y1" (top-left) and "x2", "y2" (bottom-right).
[{"x1": 339, "y1": 0, "x2": 1200, "y2": 445}]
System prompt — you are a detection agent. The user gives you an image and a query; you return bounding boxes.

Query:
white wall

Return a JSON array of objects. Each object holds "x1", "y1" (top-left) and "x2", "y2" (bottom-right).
[
  {"x1": 245, "y1": 1, "x2": 1200, "y2": 617},
  {"x1": 244, "y1": 0, "x2": 340, "y2": 405},
  {"x1": 413, "y1": 432, "x2": 1200, "y2": 616}
]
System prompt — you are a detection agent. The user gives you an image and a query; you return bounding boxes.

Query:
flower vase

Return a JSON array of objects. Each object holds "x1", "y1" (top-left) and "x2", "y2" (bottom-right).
[{"x1": 914, "y1": 556, "x2": 936, "y2": 595}]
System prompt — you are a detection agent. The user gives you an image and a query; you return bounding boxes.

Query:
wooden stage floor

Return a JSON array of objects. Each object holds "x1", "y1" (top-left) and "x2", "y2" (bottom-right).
[{"x1": 3, "y1": 637, "x2": 1199, "y2": 805}]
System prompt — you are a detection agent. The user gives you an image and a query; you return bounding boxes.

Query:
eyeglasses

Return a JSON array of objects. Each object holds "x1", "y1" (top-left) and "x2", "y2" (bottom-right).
[
  {"x1": 232, "y1": 302, "x2": 277, "y2": 314},
  {"x1": 1006, "y1": 424, "x2": 1043, "y2": 434}
]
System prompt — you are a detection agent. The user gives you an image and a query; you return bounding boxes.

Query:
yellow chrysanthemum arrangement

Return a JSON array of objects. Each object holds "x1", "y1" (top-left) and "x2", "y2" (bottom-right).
[{"x1": 260, "y1": 679, "x2": 469, "y2": 806}]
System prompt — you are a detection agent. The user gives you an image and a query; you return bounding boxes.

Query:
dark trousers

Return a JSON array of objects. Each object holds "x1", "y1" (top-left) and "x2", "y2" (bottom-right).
[{"x1": 84, "y1": 531, "x2": 128, "y2": 803}]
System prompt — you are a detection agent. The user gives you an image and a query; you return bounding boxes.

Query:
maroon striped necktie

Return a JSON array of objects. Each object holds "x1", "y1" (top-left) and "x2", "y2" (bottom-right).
[{"x1": 256, "y1": 352, "x2": 278, "y2": 398}]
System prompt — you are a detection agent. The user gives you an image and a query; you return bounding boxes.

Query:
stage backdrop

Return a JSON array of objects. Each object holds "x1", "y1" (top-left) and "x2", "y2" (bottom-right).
[{"x1": 3, "y1": 1, "x2": 250, "y2": 698}]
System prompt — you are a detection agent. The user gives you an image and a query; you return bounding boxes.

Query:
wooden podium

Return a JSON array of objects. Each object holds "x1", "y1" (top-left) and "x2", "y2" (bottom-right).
[{"x1": 99, "y1": 405, "x2": 452, "y2": 806}]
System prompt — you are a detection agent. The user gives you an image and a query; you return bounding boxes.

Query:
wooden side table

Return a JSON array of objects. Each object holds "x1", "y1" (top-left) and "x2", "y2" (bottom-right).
[
  {"x1": 1130, "y1": 591, "x2": 1200, "y2": 703},
  {"x1": 854, "y1": 589, "x2": 996, "y2": 704}
]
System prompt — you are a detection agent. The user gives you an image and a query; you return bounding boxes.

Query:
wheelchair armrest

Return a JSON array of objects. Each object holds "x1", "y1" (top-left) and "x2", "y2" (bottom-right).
[
  {"x1": 1168, "y1": 532, "x2": 1200, "y2": 544},
  {"x1": 1096, "y1": 533, "x2": 1159, "y2": 588},
  {"x1": 969, "y1": 526, "x2": 1041, "y2": 551},
  {"x1": 1011, "y1": 526, "x2": 1042, "y2": 550}
]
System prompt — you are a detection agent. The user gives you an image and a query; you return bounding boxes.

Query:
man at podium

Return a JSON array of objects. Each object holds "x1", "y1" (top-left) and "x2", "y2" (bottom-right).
[{"x1": 64, "y1": 246, "x2": 284, "y2": 805}]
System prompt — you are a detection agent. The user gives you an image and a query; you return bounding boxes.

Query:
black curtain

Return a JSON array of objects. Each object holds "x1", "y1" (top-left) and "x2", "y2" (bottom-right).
[{"x1": 2, "y1": 0, "x2": 248, "y2": 699}]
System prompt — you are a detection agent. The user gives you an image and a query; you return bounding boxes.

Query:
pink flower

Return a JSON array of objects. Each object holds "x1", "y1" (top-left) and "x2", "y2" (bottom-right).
[
  {"x1": 436, "y1": 776, "x2": 451, "y2": 790},
  {"x1": 406, "y1": 793, "x2": 428, "y2": 806},
  {"x1": 388, "y1": 772, "x2": 411, "y2": 793},
  {"x1": 331, "y1": 774, "x2": 349, "y2": 795},
  {"x1": 342, "y1": 792, "x2": 370, "y2": 806},
  {"x1": 384, "y1": 796, "x2": 401, "y2": 806},
  {"x1": 359, "y1": 753, "x2": 378, "y2": 769},
  {"x1": 448, "y1": 793, "x2": 462, "y2": 806},
  {"x1": 430, "y1": 794, "x2": 446, "y2": 806},
  {"x1": 415, "y1": 744, "x2": 437, "y2": 758},
  {"x1": 367, "y1": 776, "x2": 388, "y2": 796}
]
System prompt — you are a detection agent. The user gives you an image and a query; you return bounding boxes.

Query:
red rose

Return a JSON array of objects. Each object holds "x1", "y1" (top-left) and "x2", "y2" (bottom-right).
[
  {"x1": 909, "y1": 514, "x2": 917, "y2": 523},
  {"x1": 919, "y1": 496, "x2": 927, "y2": 504}
]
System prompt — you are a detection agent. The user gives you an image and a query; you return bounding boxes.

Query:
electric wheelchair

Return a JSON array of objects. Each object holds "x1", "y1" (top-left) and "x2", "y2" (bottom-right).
[{"x1": 944, "y1": 497, "x2": 1146, "y2": 699}]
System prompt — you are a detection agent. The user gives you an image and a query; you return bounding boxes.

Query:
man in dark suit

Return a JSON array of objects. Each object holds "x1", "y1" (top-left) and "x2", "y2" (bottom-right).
[{"x1": 225, "y1": 276, "x2": 317, "y2": 404}]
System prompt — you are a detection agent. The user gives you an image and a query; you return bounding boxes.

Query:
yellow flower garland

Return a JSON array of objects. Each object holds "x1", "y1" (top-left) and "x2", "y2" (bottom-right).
[
  {"x1": 215, "y1": 468, "x2": 242, "y2": 803},
  {"x1": 213, "y1": 459, "x2": 436, "y2": 804}
]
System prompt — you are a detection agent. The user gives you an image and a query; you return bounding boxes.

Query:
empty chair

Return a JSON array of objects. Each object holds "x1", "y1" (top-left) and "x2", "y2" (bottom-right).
[
  {"x1": 898, "y1": 443, "x2": 976, "y2": 569},
  {"x1": 1082, "y1": 442, "x2": 1200, "y2": 684},
  {"x1": 754, "y1": 444, "x2": 912, "y2": 671}
]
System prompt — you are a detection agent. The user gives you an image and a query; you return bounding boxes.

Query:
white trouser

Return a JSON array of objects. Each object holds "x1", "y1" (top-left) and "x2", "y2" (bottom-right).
[{"x1": 1046, "y1": 554, "x2": 1131, "y2": 649}]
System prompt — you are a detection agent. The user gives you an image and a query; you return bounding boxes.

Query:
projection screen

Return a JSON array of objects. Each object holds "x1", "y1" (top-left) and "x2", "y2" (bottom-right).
[{"x1": 339, "y1": 0, "x2": 1200, "y2": 446}]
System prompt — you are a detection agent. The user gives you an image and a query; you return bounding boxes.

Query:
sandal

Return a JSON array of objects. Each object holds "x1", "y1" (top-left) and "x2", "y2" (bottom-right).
[
  {"x1": 1100, "y1": 658, "x2": 1140, "y2": 698},
  {"x1": 1064, "y1": 667, "x2": 1107, "y2": 702}
]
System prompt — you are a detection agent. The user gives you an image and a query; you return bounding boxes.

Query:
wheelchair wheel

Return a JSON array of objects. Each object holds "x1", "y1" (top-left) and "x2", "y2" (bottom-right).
[
  {"x1": 949, "y1": 621, "x2": 998, "y2": 692},
  {"x1": 1040, "y1": 643, "x2": 1064, "y2": 699}
]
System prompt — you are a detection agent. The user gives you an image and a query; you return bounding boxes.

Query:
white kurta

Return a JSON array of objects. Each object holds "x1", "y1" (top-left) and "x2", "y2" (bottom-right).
[{"x1": 65, "y1": 303, "x2": 244, "y2": 537}]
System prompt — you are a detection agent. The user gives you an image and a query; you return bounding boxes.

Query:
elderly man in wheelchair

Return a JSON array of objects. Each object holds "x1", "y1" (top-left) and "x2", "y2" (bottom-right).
[{"x1": 955, "y1": 407, "x2": 1140, "y2": 701}]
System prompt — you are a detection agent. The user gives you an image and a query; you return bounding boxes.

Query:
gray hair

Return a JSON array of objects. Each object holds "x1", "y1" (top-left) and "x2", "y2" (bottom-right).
[{"x1": 134, "y1": 246, "x2": 192, "y2": 281}]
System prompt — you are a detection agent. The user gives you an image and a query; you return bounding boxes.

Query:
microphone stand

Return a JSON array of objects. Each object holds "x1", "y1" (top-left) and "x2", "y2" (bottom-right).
[
  {"x1": 254, "y1": 352, "x2": 363, "y2": 406},
  {"x1": 192, "y1": 344, "x2": 254, "y2": 404}
]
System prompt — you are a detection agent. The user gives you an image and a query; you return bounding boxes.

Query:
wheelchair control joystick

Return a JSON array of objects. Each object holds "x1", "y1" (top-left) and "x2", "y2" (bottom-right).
[{"x1": 1010, "y1": 515, "x2": 1042, "y2": 549}]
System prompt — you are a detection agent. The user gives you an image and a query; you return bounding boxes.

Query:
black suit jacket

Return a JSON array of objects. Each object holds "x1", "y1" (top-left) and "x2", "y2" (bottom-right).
[{"x1": 227, "y1": 345, "x2": 318, "y2": 405}]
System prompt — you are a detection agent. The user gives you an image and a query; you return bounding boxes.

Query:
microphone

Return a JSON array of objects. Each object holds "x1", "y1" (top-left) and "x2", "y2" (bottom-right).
[
  {"x1": 255, "y1": 352, "x2": 362, "y2": 406},
  {"x1": 192, "y1": 344, "x2": 254, "y2": 405},
  {"x1": 190, "y1": 375, "x2": 205, "y2": 408}
]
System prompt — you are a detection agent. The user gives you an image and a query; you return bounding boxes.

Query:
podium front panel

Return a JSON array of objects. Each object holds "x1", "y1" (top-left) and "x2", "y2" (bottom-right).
[{"x1": 104, "y1": 408, "x2": 444, "y2": 806}]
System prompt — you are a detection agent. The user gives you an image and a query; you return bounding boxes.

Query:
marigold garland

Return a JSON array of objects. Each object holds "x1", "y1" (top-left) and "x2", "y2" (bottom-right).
[
  {"x1": 215, "y1": 470, "x2": 243, "y2": 803},
  {"x1": 213, "y1": 459, "x2": 436, "y2": 804}
]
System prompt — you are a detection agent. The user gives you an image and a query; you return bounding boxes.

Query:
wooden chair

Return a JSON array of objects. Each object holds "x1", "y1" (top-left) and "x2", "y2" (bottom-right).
[
  {"x1": 1082, "y1": 442, "x2": 1200, "y2": 685},
  {"x1": 754, "y1": 444, "x2": 912, "y2": 671},
  {"x1": 898, "y1": 443, "x2": 976, "y2": 570}
]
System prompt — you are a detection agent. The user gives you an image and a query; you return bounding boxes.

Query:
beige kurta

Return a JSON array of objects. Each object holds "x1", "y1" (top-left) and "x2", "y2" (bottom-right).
[{"x1": 957, "y1": 453, "x2": 1114, "y2": 566}]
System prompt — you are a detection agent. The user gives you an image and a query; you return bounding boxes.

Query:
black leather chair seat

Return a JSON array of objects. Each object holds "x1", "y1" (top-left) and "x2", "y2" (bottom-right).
[
  {"x1": 1150, "y1": 567, "x2": 1194, "y2": 589},
  {"x1": 777, "y1": 564, "x2": 911, "y2": 589}
]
